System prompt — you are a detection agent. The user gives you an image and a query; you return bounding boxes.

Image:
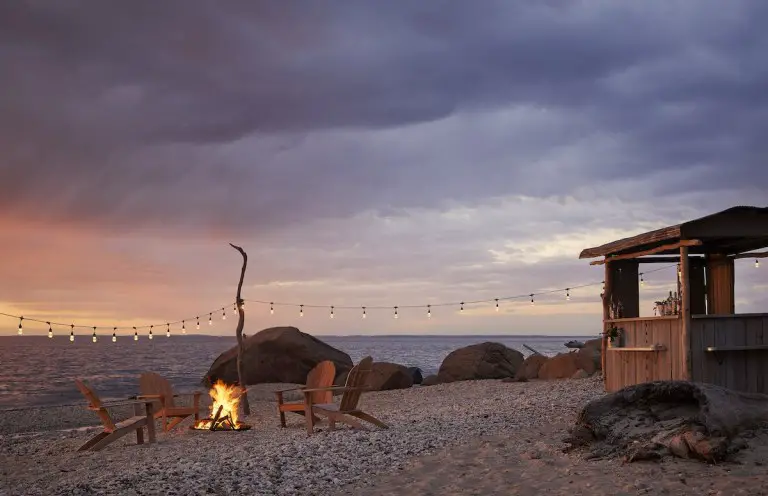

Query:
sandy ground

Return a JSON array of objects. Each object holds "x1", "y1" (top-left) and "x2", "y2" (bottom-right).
[{"x1": 1, "y1": 377, "x2": 767, "y2": 495}]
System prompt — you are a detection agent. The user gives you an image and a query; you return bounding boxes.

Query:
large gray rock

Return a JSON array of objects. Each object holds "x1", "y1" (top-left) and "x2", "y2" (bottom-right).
[
  {"x1": 367, "y1": 362, "x2": 414, "y2": 391},
  {"x1": 202, "y1": 326, "x2": 353, "y2": 386},
  {"x1": 435, "y1": 342, "x2": 524, "y2": 384}
]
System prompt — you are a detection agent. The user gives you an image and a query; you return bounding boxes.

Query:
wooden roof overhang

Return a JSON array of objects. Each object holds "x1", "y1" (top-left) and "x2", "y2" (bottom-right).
[{"x1": 580, "y1": 206, "x2": 768, "y2": 265}]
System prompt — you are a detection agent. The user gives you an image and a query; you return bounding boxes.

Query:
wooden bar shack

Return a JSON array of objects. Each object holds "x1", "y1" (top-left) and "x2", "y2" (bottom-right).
[{"x1": 579, "y1": 206, "x2": 768, "y2": 393}]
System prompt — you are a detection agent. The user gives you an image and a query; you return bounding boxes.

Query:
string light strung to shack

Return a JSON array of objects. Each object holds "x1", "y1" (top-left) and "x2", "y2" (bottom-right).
[
  {"x1": 70, "y1": 324, "x2": 74, "y2": 342},
  {"x1": 47, "y1": 322, "x2": 53, "y2": 338},
  {"x1": 17, "y1": 317, "x2": 23, "y2": 335},
  {"x1": 92, "y1": 327, "x2": 97, "y2": 343},
  {"x1": 112, "y1": 327, "x2": 117, "y2": 342}
]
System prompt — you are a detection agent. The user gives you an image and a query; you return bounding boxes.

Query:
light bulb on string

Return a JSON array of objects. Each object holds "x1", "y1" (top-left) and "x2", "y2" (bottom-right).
[
  {"x1": 92, "y1": 327, "x2": 97, "y2": 343},
  {"x1": 112, "y1": 328, "x2": 117, "y2": 343},
  {"x1": 241, "y1": 300, "x2": 245, "y2": 309},
  {"x1": 181, "y1": 321, "x2": 186, "y2": 334},
  {"x1": 196, "y1": 317, "x2": 200, "y2": 330},
  {"x1": 222, "y1": 308, "x2": 226, "y2": 320},
  {"x1": 166, "y1": 323, "x2": 171, "y2": 338},
  {"x1": 362, "y1": 307, "x2": 366, "y2": 319},
  {"x1": 233, "y1": 303, "x2": 237, "y2": 315},
  {"x1": 460, "y1": 302, "x2": 464, "y2": 313},
  {"x1": 640, "y1": 273, "x2": 645, "y2": 287},
  {"x1": 530, "y1": 294, "x2": 535, "y2": 306},
  {"x1": 134, "y1": 327, "x2": 138, "y2": 341},
  {"x1": 47, "y1": 322, "x2": 53, "y2": 339},
  {"x1": 299, "y1": 305, "x2": 304, "y2": 317},
  {"x1": 149, "y1": 325, "x2": 154, "y2": 340},
  {"x1": 394, "y1": 306, "x2": 398, "y2": 319},
  {"x1": 270, "y1": 302, "x2": 274, "y2": 315},
  {"x1": 209, "y1": 313, "x2": 213, "y2": 326},
  {"x1": 70, "y1": 324, "x2": 74, "y2": 342},
  {"x1": 330, "y1": 306, "x2": 334, "y2": 319},
  {"x1": 17, "y1": 317, "x2": 23, "y2": 335},
  {"x1": 566, "y1": 289, "x2": 571, "y2": 301},
  {"x1": 427, "y1": 305, "x2": 431, "y2": 318},
  {"x1": 757, "y1": 259, "x2": 760, "y2": 268},
  {"x1": 495, "y1": 299, "x2": 499, "y2": 312}
]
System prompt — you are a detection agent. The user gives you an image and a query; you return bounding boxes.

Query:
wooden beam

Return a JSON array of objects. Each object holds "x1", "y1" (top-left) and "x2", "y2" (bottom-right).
[
  {"x1": 730, "y1": 251, "x2": 768, "y2": 260},
  {"x1": 680, "y1": 245, "x2": 692, "y2": 381},
  {"x1": 601, "y1": 262, "x2": 611, "y2": 391},
  {"x1": 589, "y1": 239, "x2": 703, "y2": 265},
  {"x1": 636, "y1": 256, "x2": 705, "y2": 263}
]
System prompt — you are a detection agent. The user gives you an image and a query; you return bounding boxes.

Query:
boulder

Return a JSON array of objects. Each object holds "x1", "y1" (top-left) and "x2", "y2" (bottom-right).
[
  {"x1": 579, "y1": 338, "x2": 603, "y2": 371},
  {"x1": 422, "y1": 374, "x2": 440, "y2": 386},
  {"x1": 202, "y1": 326, "x2": 353, "y2": 386},
  {"x1": 571, "y1": 369, "x2": 590, "y2": 379},
  {"x1": 367, "y1": 362, "x2": 414, "y2": 391},
  {"x1": 515, "y1": 354, "x2": 549, "y2": 380},
  {"x1": 436, "y1": 342, "x2": 524, "y2": 383},
  {"x1": 538, "y1": 350, "x2": 597, "y2": 380},
  {"x1": 407, "y1": 366, "x2": 424, "y2": 385}
]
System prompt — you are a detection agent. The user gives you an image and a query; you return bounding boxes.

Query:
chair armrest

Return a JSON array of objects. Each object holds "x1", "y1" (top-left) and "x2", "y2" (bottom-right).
[
  {"x1": 172, "y1": 391, "x2": 204, "y2": 398},
  {"x1": 136, "y1": 394, "x2": 163, "y2": 400},
  {"x1": 301, "y1": 386, "x2": 370, "y2": 394},
  {"x1": 88, "y1": 399, "x2": 154, "y2": 410}
]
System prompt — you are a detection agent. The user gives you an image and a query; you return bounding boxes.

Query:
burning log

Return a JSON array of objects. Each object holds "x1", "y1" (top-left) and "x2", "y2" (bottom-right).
[
  {"x1": 209, "y1": 405, "x2": 224, "y2": 431},
  {"x1": 191, "y1": 380, "x2": 252, "y2": 431}
]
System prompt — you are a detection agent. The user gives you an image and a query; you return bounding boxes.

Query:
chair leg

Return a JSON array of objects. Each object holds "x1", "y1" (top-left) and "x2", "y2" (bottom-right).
[
  {"x1": 136, "y1": 426, "x2": 144, "y2": 445},
  {"x1": 166, "y1": 416, "x2": 186, "y2": 431},
  {"x1": 279, "y1": 410, "x2": 287, "y2": 428},
  {"x1": 89, "y1": 431, "x2": 125, "y2": 451},
  {"x1": 77, "y1": 432, "x2": 110, "y2": 451},
  {"x1": 350, "y1": 411, "x2": 389, "y2": 429}
]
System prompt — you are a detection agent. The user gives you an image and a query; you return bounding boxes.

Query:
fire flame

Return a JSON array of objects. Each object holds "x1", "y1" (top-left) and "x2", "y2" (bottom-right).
[{"x1": 194, "y1": 380, "x2": 244, "y2": 429}]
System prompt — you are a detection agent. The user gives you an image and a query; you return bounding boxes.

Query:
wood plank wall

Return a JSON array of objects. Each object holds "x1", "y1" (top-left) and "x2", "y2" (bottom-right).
[
  {"x1": 604, "y1": 316, "x2": 684, "y2": 392},
  {"x1": 690, "y1": 314, "x2": 768, "y2": 393},
  {"x1": 706, "y1": 254, "x2": 735, "y2": 314}
]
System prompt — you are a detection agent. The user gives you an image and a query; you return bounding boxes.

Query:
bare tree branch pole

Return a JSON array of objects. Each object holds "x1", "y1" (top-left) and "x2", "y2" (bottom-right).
[{"x1": 229, "y1": 243, "x2": 251, "y2": 415}]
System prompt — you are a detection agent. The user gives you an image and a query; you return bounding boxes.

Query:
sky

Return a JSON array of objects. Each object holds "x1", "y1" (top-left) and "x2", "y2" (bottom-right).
[{"x1": 0, "y1": 0, "x2": 766, "y2": 337}]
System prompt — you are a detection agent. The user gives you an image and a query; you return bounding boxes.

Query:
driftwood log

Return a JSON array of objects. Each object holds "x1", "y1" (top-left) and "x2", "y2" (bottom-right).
[
  {"x1": 564, "y1": 381, "x2": 768, "y2": 463},
  {"x1": 229, "y1": 243, "x2": 251, "y2": 416}
]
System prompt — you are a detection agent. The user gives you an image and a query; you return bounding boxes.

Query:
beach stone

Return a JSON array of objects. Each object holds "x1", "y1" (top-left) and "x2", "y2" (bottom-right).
[
  {"x1": 571, "y1": 369, "x2": 590, "y2": 379},
  {"x1": 515, "y1": 354, "x2": 549, "y2": 380},
  {"x1": 367, "y1": 362, "x2": 414, "y2": 391},
  {"x1": 421, "y1": 374, "x2": 440, "y2": 386},
  {"x1": 407, "y1": 367, "x2": 424, "y2": 385},
  {"x1": 202, "y1": 326, "x2": 353, "y2": 386},
  {"x1": 580, "y1": 338, "x2": 603, "y2": 371},
  {"x1": 538, "y1": 350, "x2": 596, "y2": 380},
  {"x1": 435, "y1": 342, "x2": 524, "y2": 383}
]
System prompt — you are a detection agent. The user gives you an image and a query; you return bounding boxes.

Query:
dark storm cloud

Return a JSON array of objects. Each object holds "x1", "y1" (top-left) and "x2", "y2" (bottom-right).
[{"x1": 0, "y1": 0, "x2": 766, "y2": 231}]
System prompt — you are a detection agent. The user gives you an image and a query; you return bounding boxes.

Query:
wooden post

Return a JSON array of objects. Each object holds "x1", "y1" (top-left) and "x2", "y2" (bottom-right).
[
  {"x1": 680, "y1": 246, "x2": 692, "y2": 380},
  {"x1": 229, "y1": 243, "x2": 251, "y2": 416},
  {"x1": 601, "y1": 261, "x2": 612, "y2": 390}
]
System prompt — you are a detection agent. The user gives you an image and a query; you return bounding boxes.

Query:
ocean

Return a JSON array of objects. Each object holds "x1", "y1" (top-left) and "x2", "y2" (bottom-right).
[{"x1": 0, "y1": 334, "x2": 596, "y2": 410}]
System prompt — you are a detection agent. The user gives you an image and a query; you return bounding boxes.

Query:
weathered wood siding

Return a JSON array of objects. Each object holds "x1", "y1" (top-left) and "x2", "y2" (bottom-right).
[
  {"x1": 690, "y1": 314, "x2": 768, "y2": 393},
  {"x1": 604, "y1": 316, "x2": 684, "y2": 392},
  {"x1": 706, "y1": 255, "x2": 735, "y2": 314}
]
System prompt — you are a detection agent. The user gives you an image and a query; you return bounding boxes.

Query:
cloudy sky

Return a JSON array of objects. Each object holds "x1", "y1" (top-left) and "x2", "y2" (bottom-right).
[{"x1": 1, "y1": 0, "x2": 766, "y2": 337}]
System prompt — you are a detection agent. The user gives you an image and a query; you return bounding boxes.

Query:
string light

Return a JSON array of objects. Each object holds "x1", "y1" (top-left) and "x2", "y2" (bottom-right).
[
  {"x1": 495, "y1": 298, "x2": 499, "y2": 311},
  {"x1": 640, "y1": 273, "x2": 645, "y2": 287},
  {"x1": 149, "y1": 325, "x2": 154, "y2": 340},
  {"x1": 70, "y1": 324, "x2": 74, "y2": 342},
  {"x1": 166, "y1": 323, "x2": 171, "y2": 338},
  {"x1": 196, "y1": 317, "x2": 200, "y2": 330},
  {"x1": 209, "y1": 313, "x2": 213, "y2": 325},
  {"x1": 330, "y1": 306, "x2": 334, "y2": 319},
  {"x1": 530, "y1": 294, "x2": 535, "y2": 305},
  {"x1": 133, "y1": 327, "x2": 138, "y2": 341},
  {"x1": 757, "y1": 259, "x2": 760, "y2": 268},
  {"x1": 112, "y1": 328, "x2": 117, "y2": 342},
  {"x1": 92, "y1": 327, "x2": 97, "y2": 343},
  {"x1": 299, "y1": 304, "x2": 304, "y2": 317},
  {"x1": 232, "y1": 303, "x2": 237, "y2": 315},
  {"x1": 222, "y1": 308, "x2": 226, "y2": 321},
  {"x1": 566, "y1": 288, "x2": 570, "y2": 301},
  {"x1": 394, "y1": 306, "x2": 398, "y2": 319},
  {"x1": 362, "y1": 306, "x2": 366, "y2": 319},
  {"x1": 182, "y1": 320, "x2": 186, "y2": 334},
  {"x1": 47, "y1": 322, "x2": 53, "y2": 338},
  {"x1": 460, "y1": 302, "x2": 464, "y2": 312},
  {"x1": 427, "y1": 304, "x2": 431, "y2": 318},
  {"x1": 17, "y1": 317, "x2": 23, "y2": 335}
]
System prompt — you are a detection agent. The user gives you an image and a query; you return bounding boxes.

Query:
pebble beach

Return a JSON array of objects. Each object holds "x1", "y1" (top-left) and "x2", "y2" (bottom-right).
[{"x1": 2, "y1": 377, "x2": 768, "y2": 496}]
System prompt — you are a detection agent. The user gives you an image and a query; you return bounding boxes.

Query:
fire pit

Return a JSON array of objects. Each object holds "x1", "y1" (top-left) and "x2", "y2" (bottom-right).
[{"x1": 191, "y1": 380, "x2": 252, "y2": 431}]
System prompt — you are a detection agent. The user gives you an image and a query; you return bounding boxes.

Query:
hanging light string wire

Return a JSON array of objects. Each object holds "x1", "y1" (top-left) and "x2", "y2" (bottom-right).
[
  {"x1": 0, "y1": 264, "x2": 679, "y2": 329},
  {"x1": 244, "y1": 263, "x2": 679, "y2": 310}
]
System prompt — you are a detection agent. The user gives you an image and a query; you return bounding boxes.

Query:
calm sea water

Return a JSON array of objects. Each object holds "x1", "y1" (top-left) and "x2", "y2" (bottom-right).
[{"x1": 0, "y1": 334, "x2": 596, "y2": 410}]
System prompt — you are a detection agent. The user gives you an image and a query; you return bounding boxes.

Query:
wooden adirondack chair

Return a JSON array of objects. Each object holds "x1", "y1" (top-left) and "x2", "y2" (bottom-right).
[
  {"x1": 302, "y1": 356, "x2": 388, "y2": 435},
  {"x1": 274, "y1": 360, "x2": 336, "y2": 427},
  {"x1": 74, "y1": 379, "x2": 156, "y2": 451},
  {"x1": 138, "y1": 372, "x2": 202, "y2": 432}
]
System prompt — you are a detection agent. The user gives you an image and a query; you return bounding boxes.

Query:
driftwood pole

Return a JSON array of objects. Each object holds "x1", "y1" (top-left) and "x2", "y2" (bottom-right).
[{"x1": 229, "y1": 243, "x2": 251, "y2": 415}]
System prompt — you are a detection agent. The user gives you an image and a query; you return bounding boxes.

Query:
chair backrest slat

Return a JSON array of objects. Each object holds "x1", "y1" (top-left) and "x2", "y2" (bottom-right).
[
  {"x1": 339, "y1": 356, "x2": 373, "y2": 411},
  {"x1": 305, "y1": 361, "x2": 336, "y2": 404},
  {"x1": 75, "y1": 379, "x2": 116, "y2": 431},
  {"x1": 139, "y1": 372, "x2": 176, "y2": 408}
]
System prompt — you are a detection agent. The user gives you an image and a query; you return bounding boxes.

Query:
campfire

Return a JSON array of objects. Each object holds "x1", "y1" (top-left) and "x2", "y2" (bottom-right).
[{"x1": 192, "y1": 380, "x2": 252, "y2": 431}]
